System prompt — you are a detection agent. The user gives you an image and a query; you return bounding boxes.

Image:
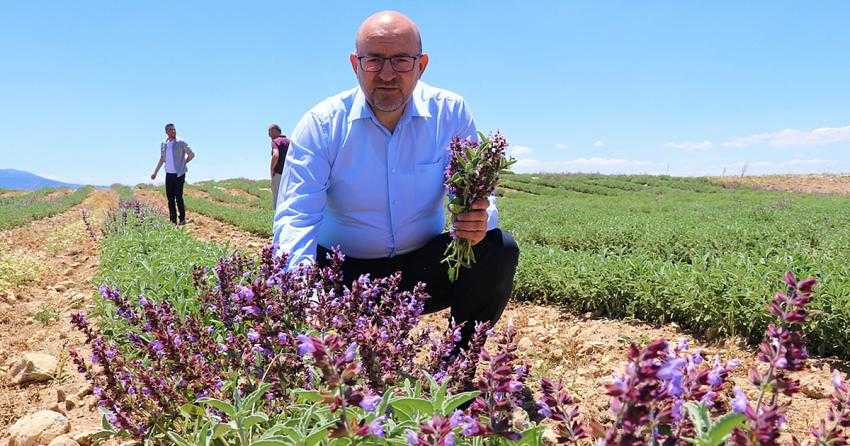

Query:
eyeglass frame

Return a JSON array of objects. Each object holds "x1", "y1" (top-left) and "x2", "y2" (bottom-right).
[{"x1": 355, "y1": 54, "x2": 422, "y2": 73}]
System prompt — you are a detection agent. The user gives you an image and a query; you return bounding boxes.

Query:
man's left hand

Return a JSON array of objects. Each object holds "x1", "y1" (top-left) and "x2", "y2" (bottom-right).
[{"x1": 453, "y1": 198, "x2": 489, "y2": 245}]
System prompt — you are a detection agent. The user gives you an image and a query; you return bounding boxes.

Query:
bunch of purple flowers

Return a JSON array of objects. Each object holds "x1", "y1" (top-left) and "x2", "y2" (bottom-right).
[{"x1": 443, "y1": 131, "x2": 515, "y2": 281}]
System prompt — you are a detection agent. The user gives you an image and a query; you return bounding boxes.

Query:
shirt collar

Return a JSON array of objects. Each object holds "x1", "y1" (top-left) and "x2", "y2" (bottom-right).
[{"x1": 348, "y1": 82, "x2": 432, "y2": 123}]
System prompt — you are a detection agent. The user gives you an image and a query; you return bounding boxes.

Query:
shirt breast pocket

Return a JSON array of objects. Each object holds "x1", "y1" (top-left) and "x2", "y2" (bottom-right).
[{"x1": 413, "y1": 161, "x2": 446, "y2": 215}]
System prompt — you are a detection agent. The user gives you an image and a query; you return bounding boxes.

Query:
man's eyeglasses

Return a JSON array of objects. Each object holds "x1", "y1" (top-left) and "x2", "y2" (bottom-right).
[{"x1": 356, "y1": 55, "x2": 421, "y2": 73}]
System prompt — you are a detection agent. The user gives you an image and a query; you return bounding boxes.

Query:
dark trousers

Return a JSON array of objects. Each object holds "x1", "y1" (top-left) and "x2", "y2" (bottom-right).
[
  {"x1": 317, "y1": 228, "x2": 520, "y2": 347},
  {"x1": 165, "y1": 173, "x2": 186, "y2": 224}
]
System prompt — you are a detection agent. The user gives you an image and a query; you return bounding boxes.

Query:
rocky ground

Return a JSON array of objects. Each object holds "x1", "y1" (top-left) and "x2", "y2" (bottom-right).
[
  {"x1": 1, "y1": 184, "x2": 846, "y2": 444},
  {"x1": 0, "y1": 190, "x2": 119, "y2": 446}
]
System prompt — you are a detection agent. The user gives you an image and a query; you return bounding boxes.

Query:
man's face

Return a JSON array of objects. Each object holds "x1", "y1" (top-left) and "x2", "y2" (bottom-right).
[
  {"x1": 165, "y1": 126, "x2": 176, "y2": 139},
  {"x1": 350, "y1": 32, "x2": 428, "y2": 114},
  {"x1": 268, "y1": 127, "x2": 281, "y2": 139}
]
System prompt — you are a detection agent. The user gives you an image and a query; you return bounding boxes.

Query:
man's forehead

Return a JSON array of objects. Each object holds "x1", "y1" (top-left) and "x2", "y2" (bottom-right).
[{"x1": 358, "y1": 35, "x2": 419, "y2": 55}]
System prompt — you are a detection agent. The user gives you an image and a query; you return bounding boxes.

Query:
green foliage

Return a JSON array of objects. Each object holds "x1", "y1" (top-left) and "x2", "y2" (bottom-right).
[
  {"x1": 34, "y1": 301, "x2": 60, "y2": 325},
  {"x1": 0, "y1": 246, "x2": 43, "y2": 291},
  {"x1": 112, "y1": 184, "x2": 135, "y2": 201},
  {"x1": 500, "y1": 174, "x2": 850, "y2": 357},
  {"x1": 683, "y1": 402, "x2": 746, "y2": 446},
  {"x1": 164, "y1": 183, "x2": 274, "y2": 236},
  {"x1": 94, "y1": 205, "x2": 229, "y2": 335},
  {"x1": 132, "y1": 174, "x2": 850, "y2": 358},
  {"x1": 0, "y1": 186, "x2": 93, "y2": 230}
]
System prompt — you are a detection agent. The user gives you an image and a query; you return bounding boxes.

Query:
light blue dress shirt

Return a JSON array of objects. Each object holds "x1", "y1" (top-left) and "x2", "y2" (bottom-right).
[{"x1": 272, "y1": 81, "x2": 498, "y2": 269}]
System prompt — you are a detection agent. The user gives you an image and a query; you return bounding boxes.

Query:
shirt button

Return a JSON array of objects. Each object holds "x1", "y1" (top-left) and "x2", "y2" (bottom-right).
[{"x1": 391, "y1": 169, "x2": 396, "y2": 173}]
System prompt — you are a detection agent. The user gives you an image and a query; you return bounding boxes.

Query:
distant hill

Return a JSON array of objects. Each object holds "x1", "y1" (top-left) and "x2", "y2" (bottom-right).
[{"x1": 0, "y1": 169, "x2": 83, "y2": 190}]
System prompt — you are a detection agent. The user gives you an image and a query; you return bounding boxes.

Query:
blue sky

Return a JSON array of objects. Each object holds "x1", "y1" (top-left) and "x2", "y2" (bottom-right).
[{"x1": 1, "y1": 1, "x2": 849, "y2": 185}]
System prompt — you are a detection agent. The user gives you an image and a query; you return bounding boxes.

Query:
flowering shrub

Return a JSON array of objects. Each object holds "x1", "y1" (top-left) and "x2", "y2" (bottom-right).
[
  {"x1": 75, "y1": 205, "x2": 850, "y2": 445},
  {"x1": 443, "y1": 131, "x2": 515, "y2": 281}
]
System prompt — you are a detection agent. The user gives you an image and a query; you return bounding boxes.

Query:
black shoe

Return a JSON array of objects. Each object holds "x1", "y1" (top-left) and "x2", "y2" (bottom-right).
[{"x1": 178, "y1": 220, "x2": 187, "y2": 226}]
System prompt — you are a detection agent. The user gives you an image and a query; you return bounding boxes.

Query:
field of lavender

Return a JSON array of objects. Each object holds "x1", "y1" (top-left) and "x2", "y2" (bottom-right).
[{"x1": 176, "y1": 174, "x2": 850, "y2": 358}]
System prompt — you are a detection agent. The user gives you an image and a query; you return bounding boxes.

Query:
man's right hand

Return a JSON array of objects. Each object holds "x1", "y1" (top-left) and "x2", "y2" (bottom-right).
[{"x1": 150, "y1": 173, "x2": 157, "y2": 180}]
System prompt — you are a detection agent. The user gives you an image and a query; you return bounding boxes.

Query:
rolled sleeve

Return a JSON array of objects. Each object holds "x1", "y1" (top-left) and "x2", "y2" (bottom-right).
[{"x1": 272, "y1": 112, "x2": 330, "y2": 270}]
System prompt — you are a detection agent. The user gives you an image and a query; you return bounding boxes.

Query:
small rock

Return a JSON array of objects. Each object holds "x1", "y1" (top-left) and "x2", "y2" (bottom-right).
[
  {"x1": 6, "y1": 352, "x2": 58, "y2": 385},
  {"x1": 7, "y1": 410, "x2": 70, "y2": 446},
  {"x1": 47, "y1": 403, "x2": 66, "y2": 415},
  {"x1": 71, "y1": 429, "x2": 105, "y2": 446},
  {"x1": 580, "y1": 341, "x2": 607, "y2": 355},
  {"x1": 800, "y1": 376, "x2": 829, "y2": 399},
  {"x1": 57, "y1": 389, "x2": 66, "y2": 402},
  {"x1": 518, "y1": 336, "x2": 534, "y2": 350},
  {"x1": 526, "y1": 316, "x2": 540, "y2": 327},
  {"x1": 74, "y1": 385, "x2": 92, "y2": 399},
  {"x1": 47, "y1": 435, "x2": 80, "y2": 446},
  {"x1": 64, "y1": 399, "x2": 77, "y2": 411}
]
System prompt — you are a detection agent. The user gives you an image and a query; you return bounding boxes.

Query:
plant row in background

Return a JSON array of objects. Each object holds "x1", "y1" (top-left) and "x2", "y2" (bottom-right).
[
  {"x1": 499, "y1": 176, "x2": 850, "y2": 358},
  {"x1": 0, "y1": 186, "x2": 93, "y2": 230},
  {"x1": 153, "y1": 175, "x2": 850, "y2": 358},
  {"x1": 73, "y1": 198, "x2": 850, "y2": 445}
]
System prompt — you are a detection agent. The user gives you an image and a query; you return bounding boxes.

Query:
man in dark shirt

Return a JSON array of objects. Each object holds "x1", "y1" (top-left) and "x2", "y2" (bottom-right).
[{"x1": 268, "y1": 123, "x2": 290, "y2": 210}]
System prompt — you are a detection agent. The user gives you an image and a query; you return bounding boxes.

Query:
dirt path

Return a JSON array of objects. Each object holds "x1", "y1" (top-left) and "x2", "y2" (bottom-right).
[
  {"x1": 712, "y1": 174, "x2": 850, "y2": 196},
  {"x1": 133, "y1": 188, "x2": 844, "y2": 438},
  {"x1": 135, "y1": 189, "x2": 268, "y2": 251},
  {"x1": 0, "y1": 190, "x2": 117, "y2": 443}
]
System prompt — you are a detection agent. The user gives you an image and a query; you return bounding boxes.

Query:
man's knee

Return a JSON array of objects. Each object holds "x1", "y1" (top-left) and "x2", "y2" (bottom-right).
[{"x1": 485, "y1": 228, "x2": 519, "y2": 272}]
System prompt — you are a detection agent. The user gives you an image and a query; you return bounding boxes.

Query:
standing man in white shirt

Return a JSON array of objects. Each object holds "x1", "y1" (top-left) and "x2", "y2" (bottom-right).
[
  {"x1": 151, "y1": 123, "x2": 195, "y2": 225},
  {"x1": 273, "y1": 11, "x2": 519, "y2": 349}
]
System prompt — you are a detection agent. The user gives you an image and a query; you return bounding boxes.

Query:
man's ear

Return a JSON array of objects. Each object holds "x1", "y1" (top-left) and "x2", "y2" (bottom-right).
[
  {"x1": 417, "y1": 53, "x2": 429, "y2": 77},
  {"x1": 349, "y1": 53, "x2": 359, "y2": 75}
]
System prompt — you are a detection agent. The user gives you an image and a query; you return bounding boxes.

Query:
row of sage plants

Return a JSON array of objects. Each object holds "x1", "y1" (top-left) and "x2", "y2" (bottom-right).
[
  {"x1": 0, "y1": 186, "x2": 93, "y2": 230},
  {"x1": 71, "y1": 199, "x2": 850, "y2": 445}
]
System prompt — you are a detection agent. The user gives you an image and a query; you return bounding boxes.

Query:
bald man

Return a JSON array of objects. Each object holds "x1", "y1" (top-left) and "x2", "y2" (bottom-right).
[{"x1": 273, "y1": 11, "x2": 519, "y2": 348}]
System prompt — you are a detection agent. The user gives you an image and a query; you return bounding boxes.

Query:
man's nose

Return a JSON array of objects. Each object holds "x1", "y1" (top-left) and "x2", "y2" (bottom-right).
[{"x1": 377, "y1": 61, "x2": 398, "y2": 81}]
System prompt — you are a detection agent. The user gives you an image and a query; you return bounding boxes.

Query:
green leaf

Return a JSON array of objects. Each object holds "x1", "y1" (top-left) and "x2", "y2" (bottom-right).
[
  {"x1": 198, "y1": 422, "x2": 211, "y2": 446},
  {"x1": 515, "y1": 426, "x2": 543, "y2": 446},
  {"x1": 684, "y1": 402, "x2": 711, "y2": 436},
  {"x1": 390, "y1": 398, "x2": 433, "y2": 417},
  {"x1": 166, "y1": 431, "x2": 194, "y2": 446},
  {"x1": 701, "y1": 413, "x2": 746, "y2": 446},
  {"x1": 242, "y1": 413, "x2": 270, "y2": 429},
  {"x1": 276, "y1": 426, "x2": 304, "y2": 441},
  {"x1": 179, "y1": 403, "x2": 206, "y2": 418},
  {"x1": 442, "y1": 391, "x2": 480, "y2": 414},
  {"x1": 304, "y1": 426, "x2": 330, "y2": 446},
  {"x1": 256, "y1": 423, "x2": 289, "y2": 441},
  {"x1": 292, "y1": 389, "x2": 324, "y2": 403},
  {"x1": 244, "y1": 383, "x2": 273, "y2": 409},
  {"x1": 98, "y1": 409, "x2": 116, "y2": 432},
  {"x1": 198, "y1": 398, "x2": 237, "y2": 419},
  {"x1": 213, "y1": 422, "x2": 233, "y2": 439},
  {"x1": 251, "y1": 440, "x2": 291, "y2": 446}
]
